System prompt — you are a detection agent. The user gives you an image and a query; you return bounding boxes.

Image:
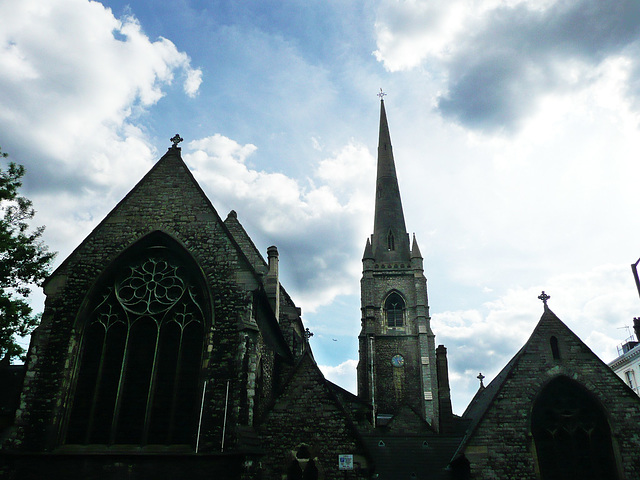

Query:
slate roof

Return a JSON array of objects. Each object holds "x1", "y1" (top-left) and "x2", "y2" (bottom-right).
[{"x1": 360, "y1": 433, "x2": 463, "y2": 480}]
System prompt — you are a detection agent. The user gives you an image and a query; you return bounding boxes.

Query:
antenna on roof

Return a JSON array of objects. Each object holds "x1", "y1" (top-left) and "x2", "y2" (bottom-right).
[{"x1": 618, "y1": 325, "x2": 632, "y2": 338}]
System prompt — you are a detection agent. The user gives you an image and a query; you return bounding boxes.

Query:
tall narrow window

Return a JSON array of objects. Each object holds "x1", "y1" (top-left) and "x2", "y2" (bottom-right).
[
  {"x1": 550, "y1": 336, "x2": 561, "y2": 360},
  {"x1": 385, "y1": 292, "x2": 405, "y2": 328},
  {"x1": 625, "y1": 370, "x2": 637, "y2": 392},
  {"x1": 387, "y1": 230, "x2": 395, "y2": 251},
  {"x1": 532, "y1": 376, "x2": 618, "y2": 480},
  {"x1": 66, "y1": 240, "x2": 207, "y2": 446}
]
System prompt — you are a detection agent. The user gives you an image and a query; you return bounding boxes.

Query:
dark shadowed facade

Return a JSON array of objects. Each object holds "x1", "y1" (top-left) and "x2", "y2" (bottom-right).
[{"x1": 2, "y1": 102, "x2": 640, "y2": 479}]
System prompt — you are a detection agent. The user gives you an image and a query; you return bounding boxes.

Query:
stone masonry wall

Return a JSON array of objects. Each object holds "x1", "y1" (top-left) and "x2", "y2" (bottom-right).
[
  {"x1": 463, "y1": 312, "x2": 640, "y2": 479},
  {"x1": 11, "y1": 149, "x2": 267, "y2": 455},
  {"x1": 259, "y1": 354, "x2": 369, "y2": 480},
  {"x1": 359, "y1": 263, "x2": 438, "y2": 423}
]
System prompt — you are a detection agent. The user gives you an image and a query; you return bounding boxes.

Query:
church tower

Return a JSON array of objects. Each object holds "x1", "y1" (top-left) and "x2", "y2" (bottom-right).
[{"x1": 357, "y1": 98, "x2": 439, "y2": 428}]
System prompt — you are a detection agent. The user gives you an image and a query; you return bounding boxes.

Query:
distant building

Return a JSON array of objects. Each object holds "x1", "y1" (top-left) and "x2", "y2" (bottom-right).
[
  {"x1": 608, "y1": 318, "x2": 640, "y2": 396},
  {"x1": 2, "y1": 101, "x2": 640, "y2": 479}
]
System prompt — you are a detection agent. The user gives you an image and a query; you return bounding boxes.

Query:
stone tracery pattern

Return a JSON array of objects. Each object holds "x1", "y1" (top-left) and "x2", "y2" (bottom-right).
[{"x1": 66, "y1": 250, "x2": 205, "y2": 447}]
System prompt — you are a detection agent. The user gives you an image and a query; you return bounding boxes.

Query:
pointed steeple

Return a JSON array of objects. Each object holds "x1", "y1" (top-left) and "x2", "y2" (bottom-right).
[
  {"x1": 371, "y1": 99, "x2": 409, "y2": 261},
  {"x1": 411, "y1": 233, "x2": 422, "y2": 258},
  {"x1": 363, "y1": 237, "x2": 374, "y2": 260}
]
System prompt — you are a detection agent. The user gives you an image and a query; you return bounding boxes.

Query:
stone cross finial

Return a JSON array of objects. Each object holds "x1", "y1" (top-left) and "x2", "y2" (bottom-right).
[
  {"x1": 477, "y1": 372, "x2": 485, "y2": 388},
  {"x1": 304, "y1": 328, "x2": 314, "y2": 340},
  {"x1": 538, "y1": 291, "x2": 550, "y2": 305},
  {"x1": 171, "y1": 134, "x2": 183, "y2": 148},
  {"x1": 377, "y1": 88, "x2": 387, "y2": 100}
]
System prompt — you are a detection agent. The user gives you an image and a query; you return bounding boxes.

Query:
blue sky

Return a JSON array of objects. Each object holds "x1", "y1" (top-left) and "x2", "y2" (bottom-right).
[{"x1": 3, "y1": 0, "x2": 640, "y2": 413}]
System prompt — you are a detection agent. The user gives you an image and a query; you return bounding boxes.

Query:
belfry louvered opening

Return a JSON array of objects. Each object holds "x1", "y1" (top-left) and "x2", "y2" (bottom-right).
[
  {"x1": 385, "y1": 292, "x2": 405, "y2": 328},
  {"x1": 65, "y1": 235, "x2": 209, "y2": 447}
]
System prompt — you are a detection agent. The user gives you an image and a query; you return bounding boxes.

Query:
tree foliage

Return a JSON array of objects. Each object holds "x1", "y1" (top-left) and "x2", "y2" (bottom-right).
[{"x1": 0, "y1": 148, "x2": 55, "y2": 361}]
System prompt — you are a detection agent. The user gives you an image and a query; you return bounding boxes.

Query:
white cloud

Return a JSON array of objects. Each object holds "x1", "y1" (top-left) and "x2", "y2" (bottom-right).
[
  {"x1": 373, "y1": 0, "x2": 640, "y2": 132},
  {"x1": 373, "y1": 0, "x2": 480, "y2": 71},
  {"x1": 0, "y1": 0, "x2": 203, "y2": 273},
  {"x1": 319, "y1": 359, "x2": 358, "y2": 393},
  {"x1": 184, "y1": 136, "x2": 375, "y2": 312},
  {"x1": 433, "y1": 263, "x2": 640, "y2": 413},
  {"x1": 0, "y1": 0, "x2": 201, "y2": 183},
  {"x1": 184, "y1": 68, "x2": 203, "y2": 97}
]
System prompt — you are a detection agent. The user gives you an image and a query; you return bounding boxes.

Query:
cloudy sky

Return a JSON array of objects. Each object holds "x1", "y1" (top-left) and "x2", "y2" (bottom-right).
[{"x1": 3, "y1": 0, "x2": 640, "y2": 413}]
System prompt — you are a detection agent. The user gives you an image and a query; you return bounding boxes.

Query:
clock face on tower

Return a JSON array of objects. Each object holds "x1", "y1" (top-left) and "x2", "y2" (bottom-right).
[{"x1": 391, "y1": 354, "x2": 405, "y2": 368}]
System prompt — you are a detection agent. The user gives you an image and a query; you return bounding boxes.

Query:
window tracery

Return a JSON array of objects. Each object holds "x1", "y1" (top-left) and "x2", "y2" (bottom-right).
[
  {"x1": 66, "y1": 243, "x2": 207, "y2": 447},
  {"x1": 532, "y1": 376, "x2": 618, "y2": 480}
]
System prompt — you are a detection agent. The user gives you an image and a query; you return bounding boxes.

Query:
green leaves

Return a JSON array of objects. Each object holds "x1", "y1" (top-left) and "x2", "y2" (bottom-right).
[{"x1": 0, "y1": 147, "x2": 55, "y2": 361}]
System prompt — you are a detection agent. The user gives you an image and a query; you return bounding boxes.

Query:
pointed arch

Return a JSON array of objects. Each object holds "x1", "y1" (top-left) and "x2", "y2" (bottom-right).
[
  {"x1": 65, "y1": 231, "x2": 212, "y2": 447},
  {"x1": 531, "y1": 376, "x2": 619, "y2": 480},
  {"x1": 384, "y1": 291, "x2": 405, "y2": 328}
]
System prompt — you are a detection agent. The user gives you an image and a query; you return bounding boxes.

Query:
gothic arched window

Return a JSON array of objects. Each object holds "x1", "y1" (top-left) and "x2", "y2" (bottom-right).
[
  {"x1": 385, "y1": 292, "x2": 405, "y2": 328},
  {"x1": 65, "y1": 237, "x2": 209, "y2": 447},
  {"x1": 387, "y1": 230, "x2": 395, "y2": 251},
  {"x1": 532, "y1": 376, "x2": 618, "y2": 480}
]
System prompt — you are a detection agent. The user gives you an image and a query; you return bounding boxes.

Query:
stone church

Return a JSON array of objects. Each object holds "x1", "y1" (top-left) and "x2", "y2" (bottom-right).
[{"x1": 2, "y1": 100, "x2": 640, "y2": 479}]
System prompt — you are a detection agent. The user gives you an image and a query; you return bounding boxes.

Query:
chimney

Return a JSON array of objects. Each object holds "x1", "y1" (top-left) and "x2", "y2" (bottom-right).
[
  {"x1": 265, "y1": 246, "x2": 280, "y2": 320},
  {"x1": 634, "y1": 318, "x2": 640, "y2": 343},
  {"x1": 436, "y1": 345, "x2": 453, "y2": 433}
]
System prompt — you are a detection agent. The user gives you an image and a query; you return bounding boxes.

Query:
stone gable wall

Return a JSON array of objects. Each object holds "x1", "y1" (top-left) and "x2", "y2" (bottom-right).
[
  {"x1": 11, "y1": 152, "x2": 274, "y2": 455},
  {"x1": 463, "y1": 314, "x2": 640, "y2": 479},
  {"x1": 258, "y1": 355, "x2": 369, "y2": 480}
]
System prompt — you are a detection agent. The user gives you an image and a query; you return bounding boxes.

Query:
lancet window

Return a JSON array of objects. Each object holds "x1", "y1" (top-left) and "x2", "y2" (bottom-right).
[
  {"x1": 385, "y1": 292, "x2": 405, "y2": 328},
  {"x1": 387, "y1": 230, "x2": 395, "y2": 251},
  {"x1": 65, "y1": 239, "x2": 208, "y2": 447}
]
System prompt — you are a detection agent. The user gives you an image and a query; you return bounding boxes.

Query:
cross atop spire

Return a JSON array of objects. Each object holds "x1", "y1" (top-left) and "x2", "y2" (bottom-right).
[
  {"x1": 171, "y1": 134, "x2": 183, "y2": 148},
  {"x1": 377, "y1": 88, "x2": 387, "y2": 100},
  {"x1": 538, "y1": 291, "x2": 550, "y2": 306}
]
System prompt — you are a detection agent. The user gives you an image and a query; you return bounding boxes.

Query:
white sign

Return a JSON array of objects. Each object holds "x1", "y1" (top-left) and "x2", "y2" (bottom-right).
[{"x1": 339, "y1": 454, "x2": 354, "y2": 471}]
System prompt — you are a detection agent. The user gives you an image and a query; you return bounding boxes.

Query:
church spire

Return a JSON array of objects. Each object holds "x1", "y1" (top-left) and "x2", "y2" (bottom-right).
[{"x1": 371, "y1": 98, "x2": 410, "y2": 261}]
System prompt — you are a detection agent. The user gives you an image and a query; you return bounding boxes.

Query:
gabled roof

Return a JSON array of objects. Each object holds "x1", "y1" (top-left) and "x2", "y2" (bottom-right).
[
  {"x1": 223, "y1": 210, "x2": 268, "y2": 274},
  {"x1": 260, "y1": 350, "x2": 365, "y2": 429},
  {"x1": 257, "y1": 349, "x2": 372, "y2": 461},
  {"x1": 456, "y1": 303, "x2": 639, "y2": 459},
  {"x1": 43, "y1": 146, "x2": 292, "y2": 360},
  {"x1": 223, "y1": 209, "x2": 301, "y2": 320},
  {"x1": 461, "y1": 342, "x2": 525, "y2": 430},
  {"x1": 460, "y1": 306, "x2": 562, "y2": 440},
  {"x1": 359, "y1": 433, "x2": 462, "y2": 480},
  {"x1": 45, "y1": 146, "x2": 238, "y2": 284},
  {"x1": 377, "y1": 405, "x2": 435, "y2": 435}
]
